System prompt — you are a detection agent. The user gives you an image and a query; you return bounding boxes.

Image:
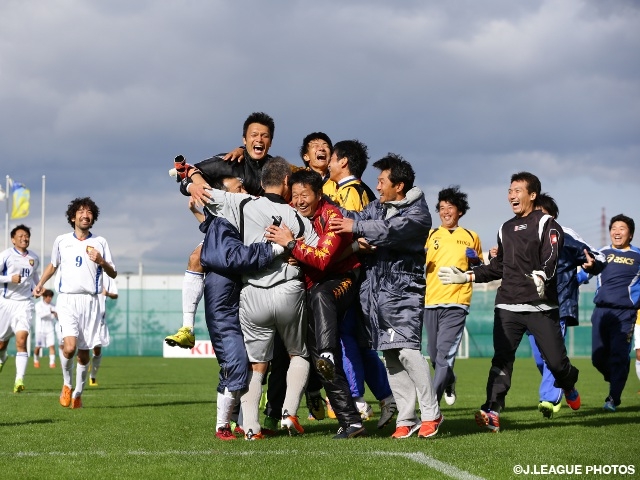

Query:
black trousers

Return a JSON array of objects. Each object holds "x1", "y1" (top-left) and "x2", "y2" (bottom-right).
[
  {"x1": 306, "y1": 286, "x2": 361, "y2": 427},
  {"x1": 484, "y1": 308, "x2": 579, "y2": 412}
]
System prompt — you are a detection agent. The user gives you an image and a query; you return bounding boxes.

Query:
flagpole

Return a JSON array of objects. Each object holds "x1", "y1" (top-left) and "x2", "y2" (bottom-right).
[
  {"x1": 4, "y1": 175, "x2": 9, "y2": 250},
  {"x1": 41, "y1": 175, "x2": 46, "y2": 275}
]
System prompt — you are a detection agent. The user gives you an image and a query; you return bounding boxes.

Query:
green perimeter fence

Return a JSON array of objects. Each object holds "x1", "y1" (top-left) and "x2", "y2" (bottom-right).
[{"x1": 24, "y1": 289, "x2": 596, "y2": 358}]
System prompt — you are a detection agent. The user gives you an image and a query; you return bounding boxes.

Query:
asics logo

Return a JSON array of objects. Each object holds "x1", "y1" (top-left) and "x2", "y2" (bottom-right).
[{"x1": 606, "y1": 254, "x2": 635, "y2": 265}]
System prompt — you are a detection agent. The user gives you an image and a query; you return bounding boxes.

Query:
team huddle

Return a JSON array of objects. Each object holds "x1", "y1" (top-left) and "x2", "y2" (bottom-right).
[
  {"x1": 161, "y1": 112, "x2": 640, "y2": 439},
  {"x1": 1, "y1": 111, "x2": 638, "y2": 441}
]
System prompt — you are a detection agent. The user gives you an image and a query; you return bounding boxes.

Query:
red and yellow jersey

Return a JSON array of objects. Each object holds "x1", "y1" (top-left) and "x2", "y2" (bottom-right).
[
  {"x1": 425, "y1": 226, "x2": 483, "y2": 306},
  {"x1": 291, "y1": 198, "x2": 361, "y2": 289}
]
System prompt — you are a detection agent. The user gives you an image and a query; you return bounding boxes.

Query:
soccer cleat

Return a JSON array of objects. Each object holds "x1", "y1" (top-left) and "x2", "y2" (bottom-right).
[
  {"x1": 164, "y1": 327, "x2": 195, "y2": 349},
  {"x1": 13, "y1": 379, "x2": 25, "y2": 393},
  {"x1": 378, "y1": 397, "x2": 397, "y2": 429},
  {"x1": 391, "y1": 423, "x2": 421, "y2": 439},
  {"x1": 564, "y1": 387, "x2": 581, "y2": 410},
  {"x1": 418, "y1": 415, "x2": 444, "y2": 438},
  {"x1": 326, "y1": 398, "x2": 337, "y2": 419},
  {"x1": 172, "y1": 155, "x2": 201, "y2": 181},
  {"x1": 358, "y1": 402, "x2": 373, "y2": 421},
  {"x1": 215, "y1": 424, "x2": 236, "y2": 440},
  {"x1": 538, "y1": 401, "x2": 561, "y2": 419},
  {"x1": 333, "y1": 425, "x2": 367, "y2": 439},
  {"x1": 244, "y1": 429, "x2": 264, "y2": 441},
  {"x1": 316, "y1": 356, "x2": 335, "y2": 381},
  {"x1": 603, "y1": 396, "x2": 616, "y2": 412},
  {"x1": 49, "y1": 363, "x2": 56, "y2": 369},
  {"x1": 34, "y1": 360, "x2": 40, "y2": 368},
  {"x1": 60, "y1": 385, "x2": 72, "y2": 407},
  {"x1": 475, "y1": 409, "x2": 500, "y2": 432},
  {"x1": 89, "y1": 377, "x2": 98, "y2": 387},
  {"x1": 444, "y1": 381, "x2": 457, "y2": 406},
  {"x1": 233, "y1": 424, "x2": 245, "y2": 436},
  {"x1": 306, "y1": 392, "x2": 326, "y2": 421},
  {"x1": 71, "y1": 395, "x2": 83, "y2": 409},
  {"x1": 281, "y1": 411, "x2": 304, "y2": 436}
]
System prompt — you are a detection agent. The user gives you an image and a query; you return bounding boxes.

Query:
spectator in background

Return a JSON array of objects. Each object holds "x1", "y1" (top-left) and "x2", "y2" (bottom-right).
[{"x1": 34, "y1": 289, "x2": 58, "y2": 369}]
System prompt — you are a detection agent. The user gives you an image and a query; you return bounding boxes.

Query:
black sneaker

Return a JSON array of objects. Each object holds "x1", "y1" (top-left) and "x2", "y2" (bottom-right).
[
  {"x1": 316, "y1": 356, "x2": 335, "y2": 381},
  {"x1": 333, "y1": 425, "x2": 367, "y2": 439}
]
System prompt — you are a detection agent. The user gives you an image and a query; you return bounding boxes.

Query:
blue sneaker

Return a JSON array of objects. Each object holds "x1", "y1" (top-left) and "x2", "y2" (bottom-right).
[{"x1": 603, "y1": 396, "x2": 616, "y2": 412}]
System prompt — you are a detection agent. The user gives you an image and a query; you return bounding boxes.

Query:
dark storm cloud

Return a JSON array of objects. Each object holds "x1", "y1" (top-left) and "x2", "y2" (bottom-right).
[{"x1": 1, "y1": 0, "x2": 638, "y2": 272}]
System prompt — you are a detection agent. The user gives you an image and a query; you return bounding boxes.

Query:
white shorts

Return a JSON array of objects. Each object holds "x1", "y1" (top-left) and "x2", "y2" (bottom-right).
[
  {"x1": 56, "y1": 293, "x2": 102, "y2": 350},
  {"x1": 56, "y1": 322, "x2": 63, "y2": 346},
  {"x1": 35, "y1": 330, "x2": 56, "y2": 348},
  {"x1": 239, "y1": 280, "x2": 307, "y2": 363},
  {"x1": 96, "y1": 315, "x2": 111, "y2": 347},
  {"x1": 0, "y1": 298, "x2": 33, "y2": 341}
]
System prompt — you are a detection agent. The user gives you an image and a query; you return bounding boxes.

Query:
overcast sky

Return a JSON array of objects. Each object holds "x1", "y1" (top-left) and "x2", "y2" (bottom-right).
[{"x1": 1, "y1": 0, "x2": 639, "y2": 274}]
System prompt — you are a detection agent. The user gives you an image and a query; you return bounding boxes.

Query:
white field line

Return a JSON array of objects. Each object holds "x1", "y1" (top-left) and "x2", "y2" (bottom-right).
[{"x1": 1, "y1": 449, "x2": 485, "y2": 480}]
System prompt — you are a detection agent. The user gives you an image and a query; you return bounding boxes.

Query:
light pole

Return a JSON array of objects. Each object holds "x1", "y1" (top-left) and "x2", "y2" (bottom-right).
[{"x1": 124, "y1": 272, "x2": 132, "y2": 356}]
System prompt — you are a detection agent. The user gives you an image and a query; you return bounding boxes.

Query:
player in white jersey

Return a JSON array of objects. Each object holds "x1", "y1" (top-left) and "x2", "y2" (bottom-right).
[
  {"x1": 0, "y1": 224, "x2": 40, "y2": 393},
  {"x1": 34, "y1": 289, "x2": 58, "y2": 368},
  {"x1": 89, "y1": 274, "x2": 118, "y2": 386},
  {"x1": 35, "y1": 197, "x2": 117, "y2": 409}
]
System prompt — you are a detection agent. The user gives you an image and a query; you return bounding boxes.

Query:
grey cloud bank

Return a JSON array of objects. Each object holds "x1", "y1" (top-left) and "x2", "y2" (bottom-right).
[{"x1": 1, "y1": 0, "x2": 638, "y2": 272}]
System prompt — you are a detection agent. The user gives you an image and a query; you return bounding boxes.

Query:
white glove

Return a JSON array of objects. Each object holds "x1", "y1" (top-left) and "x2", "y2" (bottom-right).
[
  {"x1": 438, "y1": 266, "x2": 471, "y2": 285},
  {"x1": 531, "y1": 270, "x2": 546, "y2": 298},
  {"x1": 271, "y1": 244, "x2": 285, "y2": 257}
]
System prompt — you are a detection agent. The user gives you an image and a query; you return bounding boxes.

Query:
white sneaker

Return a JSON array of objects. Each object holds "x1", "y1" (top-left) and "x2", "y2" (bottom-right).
[
  {"x1": 377, "y1": 396, "x2": 397, "y2": 429},
  {"x1": 444, "y1": 381, "x2": 457, "y2": 406}
]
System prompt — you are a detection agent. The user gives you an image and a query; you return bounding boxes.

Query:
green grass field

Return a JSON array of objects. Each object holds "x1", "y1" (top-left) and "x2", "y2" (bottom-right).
[{"x1": 0, "y1": 356, "x2": 638, "y2": 479}]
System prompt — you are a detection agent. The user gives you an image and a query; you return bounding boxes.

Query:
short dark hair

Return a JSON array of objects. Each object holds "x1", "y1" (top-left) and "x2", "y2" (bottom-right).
[
  {"x1": 300, "y1": 132, "x2": 333, "y2": 165},
  {"x1": 332, "y1": 139, "x2": 369, "y2": 178},
  {"x1": 43, "y1": 289, "x2": 54, "y2": 298},
  {"x1": 11, "y1": 224, "x2": 31, "y2": 238},
  {"x1": 510, "y1": 171, "x2": 541, "y2": 196},
  {"x1": 288, "y1": 169, "x2": 323, "y2": 195},
  {"x1": 373, "y1": 153, "x2": 415, "y2": 193},
  {"x1": 243, "y1": 112, "x2": 275, "y2": 139},
  {"x1": 609, "y1": 213, "x2": 635, "y2": 238},
  {"x1": 261, "y1": 157, "x2": 291, "y2": 188},
  {"x1": 437, "y1": 186, "x2": 470, "y2": 217},
  {"x1": 66, "y1": 197, "x2": 100, "y2": 227},
  {"x1": 211, "y1": 176, "x2": 243, "y2": 191},
  {"x1": 536, "y1": 193, "x2": 559, "y2": 219}
]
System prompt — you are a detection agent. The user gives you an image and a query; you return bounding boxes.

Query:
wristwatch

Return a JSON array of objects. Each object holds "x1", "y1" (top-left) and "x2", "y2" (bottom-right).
[{"x1": 286, "y1": 239, "x2": 297, "y2": 251}]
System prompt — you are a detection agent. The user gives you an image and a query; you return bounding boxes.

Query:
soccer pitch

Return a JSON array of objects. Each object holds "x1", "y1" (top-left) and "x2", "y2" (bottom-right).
[{"x1": 0, "y1": 357, "x2": 637, "y2": 479}]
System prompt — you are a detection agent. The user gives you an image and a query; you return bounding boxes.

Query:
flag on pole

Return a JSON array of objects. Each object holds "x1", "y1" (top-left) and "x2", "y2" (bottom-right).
[{"x1": 10, "y1": 182, "x2": 30, "y2": 219}]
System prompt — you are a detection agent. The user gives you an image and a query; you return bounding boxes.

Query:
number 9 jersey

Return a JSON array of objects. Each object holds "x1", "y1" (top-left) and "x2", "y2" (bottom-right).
[{"x1": 50, "y1": 232, "x2": 115, "y2": 295}]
